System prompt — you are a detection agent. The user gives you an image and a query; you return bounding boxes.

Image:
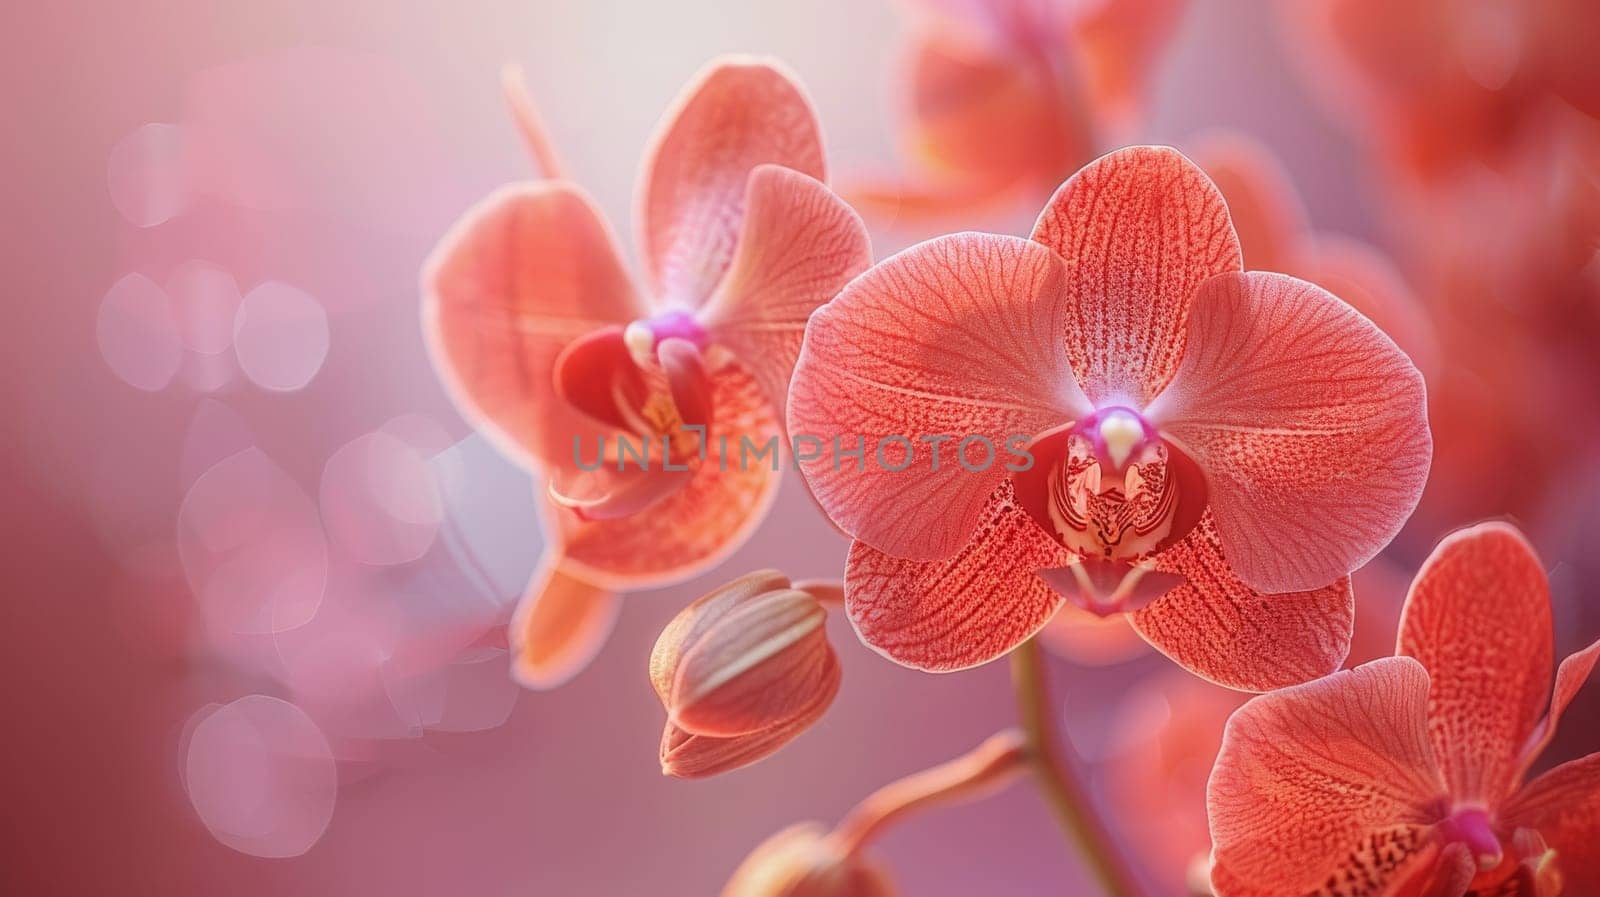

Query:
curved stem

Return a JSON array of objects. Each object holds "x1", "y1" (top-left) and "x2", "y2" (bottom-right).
[
  {"x1": 1011, "y1": 636, "x2": 1145, "y2": 897},
  {"x1": 829, "y1": 729, "x2": 1028, "y2": 857},
  {"x1": 500, "y1": 64, "x2": 567, "y2": 180}
]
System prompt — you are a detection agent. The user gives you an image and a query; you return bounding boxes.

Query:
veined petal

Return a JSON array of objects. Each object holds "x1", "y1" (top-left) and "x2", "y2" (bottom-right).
[
  {"x1": 637, "y1": 57, "x2": 825, "y2": 308},
  {"x1": 557, "y1": 355, "x2": 781, "y2": 589},
  {"x1": 422, "y1": 182, "x2": 643, "y2": 474},
  {"x1": 1146, "y1": 271, "x2": 1430, "y2": 593},
  {"x1": 1398, "y1": 522, "x2": 1553, "y2": 806},
  {"x1": 843, "y1": 481, "x2": 1071, "y2": 672},
  {"x1": 509, "y1": 560, "x2": 621, "y2": 690},
  {"x1": 788, "y1": 232, "x2": 1089, "y2": 561},
  {"x1": 699, "y1": 165, "x2": 872, "y2": 423},
  {"x1": 1187, "y1": 131, "x2": 1311, "y2": 273},
  {"x1": 1501, "y1": 753, "x2": 1600, "y2": 896},
  {"x1": 1132, "y1": 514, "x2": 1353, "y2": 692},
  {"x1": 1519, "y1": 639, "x2": 1600, "y2": 776},
  {"x1": 1301, "y1": 235, "x2": 1439, "y2": 382},
  {"x1": 1030, "y1": 145, "x2": 1243, "y2": 407},
  {"x1": 1207, "y1": 657, "x2": 1449, "y2": 897}
]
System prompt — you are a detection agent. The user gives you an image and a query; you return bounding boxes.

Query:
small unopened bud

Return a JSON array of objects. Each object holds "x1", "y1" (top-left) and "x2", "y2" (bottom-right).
[
  {"x1": 652, "y1": 570, "x2": 841, "y2": 778},
  {"x1": 722, "y1": 824, "x2": 894, "y2": 897}
]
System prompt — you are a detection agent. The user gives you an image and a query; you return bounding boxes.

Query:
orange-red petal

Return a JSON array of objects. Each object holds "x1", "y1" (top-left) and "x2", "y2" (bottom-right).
[
  {"x1": 843, "y1": 481, "x2": 1071, "y2": 672},
  {"x1": 1186, "y1": 131, "x2": 1310, "y2": 272},
  {"x1": 1030, "y1": 145, "x2": 1243, "y2": 407},
  {"x1": 788, "y1": 232, "x2": 1088, "y2": 562},
  {"x1": 509, "y1": 560, "x2": 620, "y2": 689},
  {"x1": 1397, "y1": 522, "x2": 1553, "y2": 806},
  {"x1": 422, "y1": 182, "x2": 643, "y2": 475},
  {"x1": 556, "y1": 356, "x2": 782, "y2": 589},
  {"x1": 699, "y1": 164, "x2": 872, "y2": 424},
  {"x1": 1501, "y1": 753, "x2": 1600, "y2": 896},
  {"x1": 1207, "y1": 657, "x2": 1449, "y2": 897},
  {"x1": 637, "y1": 57, "x2": 825, "y2": 308},
  {"x1": 1132, "y1": 514, "x2": 1354, "y2": 692},
  {"x1": 1147, "y1": 271, "x2": 1431, "y2": 593},
  {"x1": 1518, "y1": 638, "x2": 1600, "y2": 779}
]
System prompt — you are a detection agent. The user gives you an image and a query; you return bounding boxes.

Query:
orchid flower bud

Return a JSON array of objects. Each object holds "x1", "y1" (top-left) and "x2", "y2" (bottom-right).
[
  {"x1": 652, "y1": 570, "x2": 840, "y2": 778},
  {"x1": 721, "y1": 824, "x2": 894, "y2": 897}
]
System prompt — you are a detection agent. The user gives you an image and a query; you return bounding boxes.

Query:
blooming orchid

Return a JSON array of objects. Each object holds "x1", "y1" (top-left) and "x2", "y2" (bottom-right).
[
  {"x1": 789, "y1": 145, "x2": 1432, "y2": 691},
  {"x1": 851, "y1": 0, "x2": 1186, "y2": 219},
  {"x1": 423, "y1": 58, "x2": 871, "y2": 688},
  {"x1": 1208, "y1": 522, "x2": 1600, "y2": 896}
]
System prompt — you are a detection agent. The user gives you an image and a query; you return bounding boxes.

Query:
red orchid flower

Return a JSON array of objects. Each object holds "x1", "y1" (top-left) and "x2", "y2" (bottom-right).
[
  {"x1": 1283, "y1": 0, "x2": 1600, "y2": 179},
  {"x1": 1187, "y1": 131, "x2": 1438, "y2": 379},
  {"x1": 789, "y1": 145, "x2": 1431, "y2": 691},
  {"x1": 1208, "y1": 522, "x2": 1600, "y2": 896},
  {"x1": 850, "y1": 0, "x2": 1187, "y2": 220},
  {"x1": 423, "y1": 57, "x2": 872, "y2": 687}
]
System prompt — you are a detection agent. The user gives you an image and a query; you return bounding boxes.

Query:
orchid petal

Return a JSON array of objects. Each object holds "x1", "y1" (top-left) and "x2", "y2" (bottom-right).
[
  {"x1": 556, "y1": 358, "x2": 781, "y2": 589},
  {"x1": 509, "y1": 560, "x2": 620, "y2": 690},
  {"x1": 1301, "y1": 235, "x2": 1439, "y2": 382},
  {"x1": 699, "y1": 165, "x2": 872, "y2": 423},
  {"x1": 788, "y1": 232, "x2": 1088, "y2": 561},
  {"x1": 1147, "y1": 271, "x2": 1430, "y2": 593},
  {"x1": 1519, "y1": 639, "x2": 1600, "y2": 776},
  {"x1": 1207, "y1": 657, "x2": 1449, "y2": 897},
  {"x1": 844, "y1": 482, "x2": 1071, "y2": 672},
  {"x1": 638, "y1": 57, "x2": 825, "y2": 308},
  {"x1": 422, "y1": 182, "x2": 643, "y2": 474},
  {"x1": 1502, "y1": 753, "x2": 1600, "y2": 896},
  {"x1": 1398, "y1": 522, "x2": 1553, "y2": 806},
  {"x1": 1030, "y1": 145, "x2": 1243, "y2": 407},
  {"x1": 1132, "y1": 514, "x2": 1354, "y2": 692}
]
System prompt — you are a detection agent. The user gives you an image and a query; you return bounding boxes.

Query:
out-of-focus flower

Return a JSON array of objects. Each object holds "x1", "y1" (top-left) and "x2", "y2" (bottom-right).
[
  {"x1": 790, "y1": 145, "x2": 1431, "y2": 691},
  {"x1": 1187, "y1": 131, "x2": 1438, "y2": 379},
  {"x1": 850, "y1": 0, "x2": 1187, "y2": 221},
  {"x1": 1208, "y1": 522, "x2": 1600, "y2": 896},
  {"x1": 723, "y1": 730, "x2": 1027, "y2": 895},
  {"x1": 722, "y1": 824, "x2": 895, "y2": 897},
  {"x1": 423, "y1": 57, "x2": 872, "y2": 688},
  {"x1": 652, "y1": 571, "x2": 842, "y2": 779},
  {"x1": 1284, "y1": 0, "x2": 1599, "y2": 179}
]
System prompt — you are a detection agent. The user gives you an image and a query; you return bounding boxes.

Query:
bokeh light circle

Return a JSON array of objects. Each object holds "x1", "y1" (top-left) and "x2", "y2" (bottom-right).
[
  {"x1": 177, "y1": 448, "x2": 328, "y2": 634},
  {"x1": 320, "y1": 431, "x2": 444, "y2": 566},
  {"x1": 233, "y1": 281, "x2": 330, "y2": 391},
  {"x1": 183, "y1": 695, "x2": 336, "y2": 858},
  {"x1": 96, "y1": 273, "x2": 183, "y2": 391},
  {"x1": 107, "y1": 123, "x2": 188, "y2": 227}
]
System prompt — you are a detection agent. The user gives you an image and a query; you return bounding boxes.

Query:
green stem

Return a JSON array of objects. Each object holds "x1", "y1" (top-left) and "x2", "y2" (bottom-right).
[{"x1": 1011, "y1": 636, "x2": 1145, "y2": 897}]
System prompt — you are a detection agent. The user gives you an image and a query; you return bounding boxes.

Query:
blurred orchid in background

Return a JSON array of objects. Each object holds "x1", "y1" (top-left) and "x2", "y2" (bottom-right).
[{"x1": 423, "y1": 57, "x2": 871, "y2": 689}]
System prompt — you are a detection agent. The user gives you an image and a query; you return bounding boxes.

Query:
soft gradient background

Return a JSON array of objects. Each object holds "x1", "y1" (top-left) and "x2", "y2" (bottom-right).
[{"x1": 4, "y1": 1, "x2": 1596, "y2": 895}]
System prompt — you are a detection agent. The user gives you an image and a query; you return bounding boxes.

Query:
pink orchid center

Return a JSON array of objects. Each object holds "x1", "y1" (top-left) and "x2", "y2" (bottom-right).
[
  {"x1": 623, "y1": 309, "x2": 707, "y2": 366},
  {"x1": 554, "y1": 316, "x2": 712, "y2": 448},
  {"x1": 1439, "y1": 808, "x2": 1507, "y2": 874},
  {"x1": 1014, "y1": 408, "x2": 1207, "y2": 616}
]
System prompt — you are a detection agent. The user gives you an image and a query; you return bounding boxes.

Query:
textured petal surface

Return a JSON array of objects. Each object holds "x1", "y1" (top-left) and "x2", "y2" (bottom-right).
[
  {"x1": 844, "y1": 481, "x2": 1071, "y2": 672},
  {"x1": 1301, "y1": 235, "x2": 1439, "y2": 382},
  {"x1": 1132, "y1": 514, "x2": 1354, "y2": 692},
  {"x1": 1030, "y1": 145, "x2": 1242, "y2": 406},
  {"x1": 509, "y1": 561, "x2": 621, "y2": 690},
  {"x1": 788, "y1": 232, "x2": 1088, "y2": 561},
  {"x1": 1207, "y1": 657, "x2": 1449, "y2": 897},
  {"x1": 1148, "y1": 271, "x2": 1431, "y2": 593},
  {"x1": 638, "y1": 57, "x2": 825, "y2": 307},
  {"x1": 699, "y1": 165, "x2": 872, "y2": 422},
  {"x1": 1398, "y1": 522, "x2": 1552, "y2": 806},
  {"x1": 423, "y1": 182, "x2": 643, "y2": 474},
  {"x1": 557, "y1": 356, "x2": 781, "y2": 589},
  {"x1": 1502, "y1": 754, "x2": 1600, "y2": 896},
  {"x1": 1188, "y1": 131, "x2": 1310, "y2": 272}
]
